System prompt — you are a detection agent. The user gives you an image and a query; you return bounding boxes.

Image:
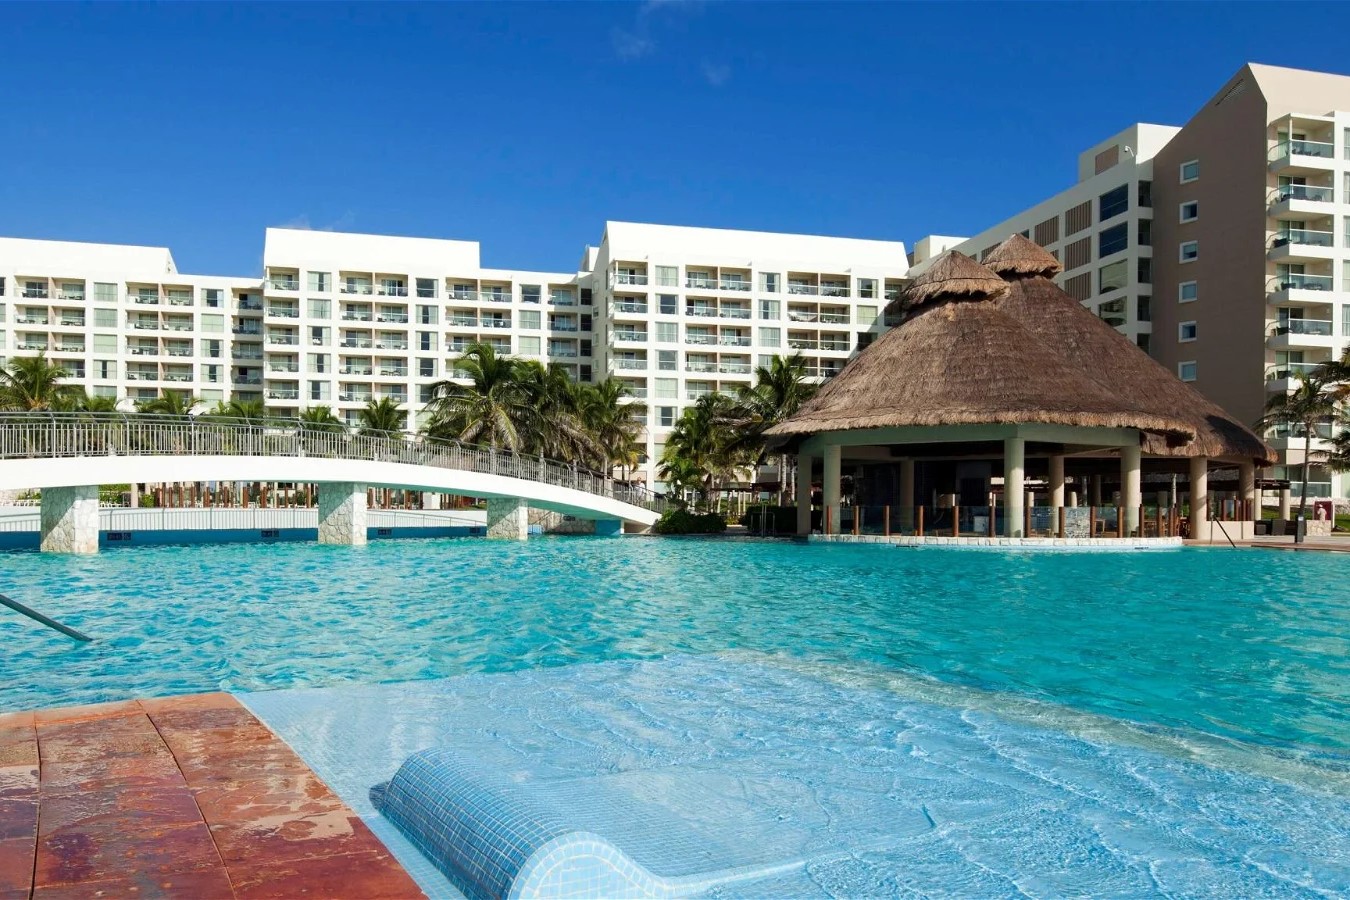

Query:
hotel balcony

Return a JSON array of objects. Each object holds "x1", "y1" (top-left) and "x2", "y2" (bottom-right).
[
  {"x1": 549, "y1": 317, "x2": 579, "y2": 332},
  {"x1": 165, "y1": 342, "x2": 193, "y2": 358},
  {"x1": 127, "y1": 341, "x2": 159, "y2": 357},
  {"x1": 338, "y1": 388, "x2": 374, "y2": 403},
  {"x1": 378, "y1": 365, "x2": 408, "y2": 378},
  {"x1": 56, "y1": 287, "x2": 86, "y2": 302},
  {"x1": 1268, "y1": 318, "x2": 1336, "y2": 350},
  {"x1": 548, "y1": 290, "x2": 576, "y2": 307},
  {"x1": 165, "y1": 292, "x2": 193, "y2": 308},
  {"x1": 237, "y1": 298, "x2": 263, "y2": 313},
  {"x1": 268, "y1": 360, "x2": 301, "y2": 373},
  {"x1": 162, "y1": 316, "x2": 194, "y2": 333},
  {"x1": 51, "y1": 341, "x2": 85, "y2": 354},
  {"x1": 1267, "y1": 228, "x2": 1335, "y2": 263},
  {"x1": 15, "y1": 314, "x2": 49, "y2": 326},
  {"x1": 1265, "y1": 421, "x2": 1335, "y2": 453},
  {"x1": 131, "y1": 318, "x2": 160, "y2": 331},
  {"x1": 340, "y1": 277, "x2": 374, "y2": 296},
  {"x1": 1269, "y1": 138, "x2": 1337, "y2": 175},
  {"x1": 126, "y1": 367, "x2": 159, "y2": 382},
  {"x1": 267, "y1": 270, "x2": 300, "y2": 292},
  {"x1": 374, "y1": 337, "x2": 408, "y2": 351},
  {"x1": 612, "y1": 330, "x2": 648, "y2": 343},
  {"x1": 267, "y1": 387, "x2": 301, "y2": 400},
  {"x1": 232, "y1": 346, "x2": 264, "y2": 360},
  {"x1": 611, "y1": 267, "x2": 649, "y2": 287},
  {"x1": 613, "y1": 356, "x2": 648, "y2": 371},
  {"x1": 376, "y1": 309, "x2": 409, "y2": 324},
  {"x1": 54, "y1": 313, "x2": 86, "y2": 328},
  {"x1": 266, "y1": 305, "x2": 300, "y2": 319},
  {"x1": 14, "y1": 338, "x2": 47, "y2": 351},
  {"x1": 19, "y1": 285, "x2": 49, "y2": 300},
  {"x1": 163, "y1": 366, "x2": 193, "y2": 383},
  {"x1": 448, "y1": 313, "x2": 478, "y2": 327},
  {"x1": 480, "y1": 316, "x2": 512, "y2": 330},
  {"x1": 266, "y1": 333, "x2": 299, "y2": 346},
  {"x1": 1267, "y1": 183, "x2": 1335, "y2": 218},
  {"x1": 1267, "y1": 273, "x2": 1334, "y2": 306},
  {"x1": 375, "y1": 280, "x2": 408, "y2": 297},
  {"x1": 1266, "y1": 361, "x2": 1325, "y2": 391},
  {"x1": 613, "y1": 299, "x2": 649, "y2": 317},
  {"x1": 131, "y1": 291, "x2": 160, "y2": 306}
]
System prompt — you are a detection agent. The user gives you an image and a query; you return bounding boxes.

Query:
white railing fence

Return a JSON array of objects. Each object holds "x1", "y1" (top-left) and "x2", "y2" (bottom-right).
[{"x1": 0, "y1": 412, "x2": 664, "y2": 513}]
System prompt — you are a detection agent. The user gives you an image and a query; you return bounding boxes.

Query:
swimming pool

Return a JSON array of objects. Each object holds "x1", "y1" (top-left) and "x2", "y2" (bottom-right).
[
  {"x1": 5, "y1": 537, "x2": 1349, "y2": 896},
  {"x1": 2, "y1": 538, "x2": 1346, "y2": 762}
]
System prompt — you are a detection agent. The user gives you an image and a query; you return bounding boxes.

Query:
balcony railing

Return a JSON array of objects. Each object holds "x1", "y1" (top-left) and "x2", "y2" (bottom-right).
[
  {"x1": 340, "y1": 367, "x2": 374, "y2": 376},
  {"x1": 377, "y1": 314, "x2": 410, "y2": 323},
  {"x1": 377, "y1": 285, "x2": 408, "y2": 297},
  {"x1": 238, "y1": 301, "x2": 264, "y2": 311},
  {"x1": 21, "y1": 288, "x2": 49, "y2": 299},
  {"x1": 1270, "y1": 273, "x2": 1333, "y2": 292},
  {"x1": 340, "y1": 339, "x2": 373, "y2": 349},
  {"x1": 166, "y1": 348, "x2": 193, "y2": 358},
  {"x1": 129, "y1": 346, "x2": 157, "y2": 356},
  {"x1": 1274, "y1": 184, "x2": 1334, "y2": 203},
  {"x1": 57, "y1": 292, "x2": 86, "y2": 302},
  {"x1": 685, "y1": 361, "x2": 717, "y2": 373},
  {"x1": 1266, "y1": 362, "x2": 1323, "y2": 380},
  {"x1": 613, "y1": 358, "x2": 647, "y2": 370},
  {"x1": 1271, "y1": 139, "x2": 1335, "y2": 161},
  {"x1": 1272, "y1": 319, "x2": 1334, "y2": 337},
  {"x1": 1270, "y1": 229, "x2": 1334, "y2": 249},
  {"x1": 341, "y1": 312, "x2": 373, "y2": 321},
  {"x1": 685, "y1": 334, "x2": 716, "y2": 345},
  {"x1": 613, "y1": 273, "x2": 648, "y2": 285},
  {"x1": 268, "y1": 279, "x2": 300, "y2": 291},
  {"x1": 379, "y1": 368, "x2": 408, "y2": 377},
  {"x1": 132, "y1": 321, "x2": 160, "y2": 331},
  {"x1": 819, "y1": 313, "x2": 850, "y2": 324},
  {"x1": 614, "y1": 332, "x2": 648, "y2": 342},
  {"x1": 550, "y1": 323, "x2": 579, "y2": 332},
  {"x1": 375, "y1": 341, "x2": 408, "y2": 350},
  {"x1": 341, "y1": 283, "x2": 374, "y2": 295},
  {"x1": 132, "y1": 295, "x2": 160, "y2": 305},
  {"x1": 269, "y1": 363, "x2": 301, "y2": 373},
  {"x1": 719, "y1": 308, "x2": 751, "y2": 319},
  {"x1": 686, "y1": 277, "x2": 717, "y2": 290},
  {"x1": 819, "y1": 284, "x2": 850, "y2": 297},
  {"x1": 548, "y1": 295, "x2": 575, "y2": 306},
  {"x1": 719, "y1": 336, "x2": 751, "y2": 347},
  {"x1": 15, "y1": 316, "x2": 48, "y2": 325},
  {"x1": 686, "y1": 307, "x2": 718, "y2": 318},
  {"x1": 718, "y1": 280, "x2": 751, "y2": 292},
  {"x1": 450, "y1": 316, "x2": 478, "y2": 327},
  {"x1": 614, "y1": 302, "x2": 648, "y2": 314},
  {"x1": 787, "y1": 283, "x2": 819, "y2": 296},
  {"x1": 482, "y1": 319, "x2": 512, "y2": 329},
  {"x1": 268, "y1": 390, "x2": 301, "y2": 399},
  {"x1": 788, "y1": 339, "x2": 818, "y2": 350},
  {"x1": 719, "y1": 363, "x2": 752, "y2": 374},
  {"x1": 267, "y1": 307, "x2": 300, "y2": 318},
  {"x1": 167, "y1": 296, "x2": 193, "y2": 307}
]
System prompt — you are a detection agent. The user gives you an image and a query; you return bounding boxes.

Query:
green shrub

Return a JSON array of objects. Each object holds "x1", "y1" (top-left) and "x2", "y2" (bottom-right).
[{"x1": 653, "y1": 508, "x2": 727, "y2": 535}]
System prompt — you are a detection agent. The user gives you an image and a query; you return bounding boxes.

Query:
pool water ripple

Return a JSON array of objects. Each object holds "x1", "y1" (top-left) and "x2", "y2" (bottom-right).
[{"x1": 2, "y1": 538, "x2": 1348, "y2": 778}]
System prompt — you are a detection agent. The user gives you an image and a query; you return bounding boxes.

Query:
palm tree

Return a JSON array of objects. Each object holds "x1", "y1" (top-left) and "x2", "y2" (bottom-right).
[
  {"x1": 298, "y1": 405, "x2": 346, "y2": 433},
  {"x1": 136, "y1": 390, "x2": 200, "y2": 419},
  {"x1": 424, "y1": 343, "x2": 529, "y2": 450},
  {"x1": 516, "y1": 360, "x2": 590, "y2": 461},
  {"x1": 79, "y1": 393, "x2": 120, "y2": 413},
  {"x1": 0, "y1": 352, "x2": 80, "y2": 411},
  {"x1": 736, "y1": 354, "x2": 817, "y2": 503},
  {"x1": 657, "y1": 454, "x2": 703, "y2": 507},
  {"x1": 206, "y1": 398, "x2": 269, "y2": 423},
  {"x1": 357, "y1": 397, "x2": 406, "y2": 435},
  {"x1": 661, "y1": 393, "x2": 744, "y2": 509},
  {"x1": 1257, "y1": 373, "x2": 1338, "y2": 522},
  {"x1": 578, "y1": 377, "x2": 645, "y2": 478}
]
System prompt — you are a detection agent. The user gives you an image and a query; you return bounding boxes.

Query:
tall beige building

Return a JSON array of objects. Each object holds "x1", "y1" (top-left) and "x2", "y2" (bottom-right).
[{"x1": 923, "y1": 63, "x2": 1350, "y2": 499}]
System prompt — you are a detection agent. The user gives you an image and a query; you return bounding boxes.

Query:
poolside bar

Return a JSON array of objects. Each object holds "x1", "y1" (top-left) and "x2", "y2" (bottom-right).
[{"x1": 768, "y1": 238, "x2": 1274, "y2": 546}]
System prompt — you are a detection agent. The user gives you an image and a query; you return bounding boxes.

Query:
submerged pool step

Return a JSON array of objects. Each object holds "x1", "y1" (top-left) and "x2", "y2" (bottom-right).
[{"x1": 374, "y1": 748, "x2": 683, "y2": 899}]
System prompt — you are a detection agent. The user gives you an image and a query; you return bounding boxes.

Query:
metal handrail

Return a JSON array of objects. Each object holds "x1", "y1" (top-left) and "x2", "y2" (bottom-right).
[{"x1": 0, "y1": 411, "x2": 664, "y2": 513}]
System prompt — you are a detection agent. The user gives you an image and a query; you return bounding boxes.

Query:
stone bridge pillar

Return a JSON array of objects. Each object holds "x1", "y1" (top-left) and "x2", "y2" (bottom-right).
[
  {"x1": 487, "y1": 498, "x2": 529, "y2": 540},
  {"x1": 40, "y1": 485, "x2": 100, "y2": 554},
  {"x1": 318, "y1": 482, "x2": 367, "y2": 546}
]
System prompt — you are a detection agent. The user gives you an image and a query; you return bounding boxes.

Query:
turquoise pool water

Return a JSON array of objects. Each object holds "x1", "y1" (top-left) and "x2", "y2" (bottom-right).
[{"x1": 2, "y1": 539, "x2": 1348, "y2": 765}]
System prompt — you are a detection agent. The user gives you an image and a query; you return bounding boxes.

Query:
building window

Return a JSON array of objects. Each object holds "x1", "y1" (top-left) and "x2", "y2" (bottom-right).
[
  {"x1": 1136, "y1": 295, "x2": 1151, "y2": 322},
  {"x1": 1098, "y1": 223, "x2": 1129, "y2": 257},
  {"x1": 1097, "y1": 297, "x2": 1126, "y2": 327},
  {"x1": 1136, "y1": 333, "x2": 1150, "y2": 353},
  {"x1": 1178, "y1": 321, "x2": 1197, "y2": 342},
  {"x1": 658, "y1": 406, "x2": 676, "y2": 428},
  {"x1": 1179, "y1": 281, "x2": 1198, "y2": 302},
  {"x1": 417, "y1": 358, "x2": 435, "y2": 377},
  {"x1": 1065, "y1": 200, "x2": 1092, "y2": 236},
  {"x1": 521, "y1": 285, "x2": 541, "y2": 304},
  {"x1": 95, "y1": 360, "x2": 116, "y2": 379},
  {"x1": 655, "y1": 266, "x2": 679, "y2": 287},
  {"x1": 1179, "y1": 241, "x2": 1199, "y2": 263},
  {"x1": 758, "y1": 327, "x2": 780, "y2": 347},
  {"x1": 1098, "y1": 260, "x2": 1128, "y2": 294},
  {"x1": 658, "y1": 294, "x2": 677, "y2": 315},
  {"x1": 418, "y1": 332, "x2": 433, "y2": 351},
  {"x1": 580, "y1": 288, "x2": 592, "y2": 306},
  {"x1": 201, "y1": 314, "x2": 224, "y2": 333},
  {"x1": 518, "y1": 335, "x2": 541, "y2": 355},
  {"x1": 1178, "y1": 361, "x2": 1197, "y2": 382},
  {"x1": 415, "y1": 278, "x2": 436, "y2": 299},
  {"x1": 202, "y1": 289, "x2": 222, "y2": 308},
  {"x1": 759, "y1": 272, "x2": 779, "y2": 293},
  {"x1": 654, "y1": 378, "x2": 676, "y2": 399},
  {"x1": 759, "y1": 299, "x2": 780, "y2": 320},
  {"x1": 515, "y1": 309, "x2": 538, "y2": 330},
  {"x1": 1063, "y1": 272, "x2": 1092, "y2": 302},
  {"x1": 1137, "y1": 258, "x2": 1152, "y2": 285},
  {"x1": 655, "y1": 322, "x2": 677, "y2": 343},
  {"x1": 1064, "y1": 237, "x2": 1092, "y2": 270},
  {"x1": 657, "y1": 350, "x2": 676, "y2": 371},
  {"x1": 1179, "y1": 201, "x2": 1199, "y2": 223},
  {"x1": 856, "y1": 305, "x2": 878, "y2": 327},
  {"x1": 1034, "y1": 216, "x2": 1060, "y2": 246},
  {"x1": 307, "y1": 272, "x2": 330, "y2": 292},
  {"x1": 93, "y1": 282, "x2": 117, "y2": 303},
  {"x1": 308, "y1": 299, "x2": 330, "y2": 319},
  {"x1": 1137, "y1": 219, "x2": 1152, "y2": 247},
  {"x1": 1137, "y1": 181, "x2": 1152, "y2": 208},
  {"x1": 1099, "y1": 184, "x2": 1129, "y2": 221},
  {"x1": 1179, "y1": 160, "x2": 1199, "y2": 183},
  {"x1": 93, "y1": 308, "x2": 117, "y2": 328}
]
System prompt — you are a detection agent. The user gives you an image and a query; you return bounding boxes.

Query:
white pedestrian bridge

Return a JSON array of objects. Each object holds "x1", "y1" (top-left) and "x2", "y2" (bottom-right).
[{"x1": 0, "y1": 412, "x2": 663, "y2": 553}]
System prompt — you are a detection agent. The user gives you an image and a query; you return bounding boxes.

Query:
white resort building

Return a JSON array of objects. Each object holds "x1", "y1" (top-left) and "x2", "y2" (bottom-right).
[{"x1": 0, "y1": 224, "x2": 910, "y2": 489}]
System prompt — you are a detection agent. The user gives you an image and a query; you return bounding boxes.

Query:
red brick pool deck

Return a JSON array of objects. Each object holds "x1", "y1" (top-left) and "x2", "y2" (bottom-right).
[{"x1": 0, "y1": 693, "x2": 424, "y2": 899}]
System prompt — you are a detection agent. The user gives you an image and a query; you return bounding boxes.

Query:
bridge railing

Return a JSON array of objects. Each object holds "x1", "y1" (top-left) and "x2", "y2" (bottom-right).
[{"x1": 0, "y1": 412, "x2": 665, "y2": 513}]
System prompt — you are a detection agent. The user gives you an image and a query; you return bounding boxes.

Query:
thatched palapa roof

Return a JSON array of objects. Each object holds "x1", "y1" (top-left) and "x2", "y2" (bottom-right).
[
  {"x1": 769, "y1": 251, "x2": 1196, "y2": 441},
  {"x1": 982, "y1": 234, "x2": 1273, "y2": 464}
]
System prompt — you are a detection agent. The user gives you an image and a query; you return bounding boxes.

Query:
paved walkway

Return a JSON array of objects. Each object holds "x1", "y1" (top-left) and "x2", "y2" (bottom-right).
[{"x1": 0, "y1": 693, "x2": 423, "y2": 899}]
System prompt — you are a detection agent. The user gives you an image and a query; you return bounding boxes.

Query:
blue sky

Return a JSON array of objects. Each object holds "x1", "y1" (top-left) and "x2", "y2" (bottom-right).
[{"x1": 3, "y1": 1, "x2": 1349, "y2": 276}]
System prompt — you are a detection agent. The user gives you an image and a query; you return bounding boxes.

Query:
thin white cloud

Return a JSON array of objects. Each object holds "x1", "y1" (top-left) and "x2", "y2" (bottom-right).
[
  {"x1": 701, "y1": 60, "x2": 731, "y2": 87},
  {"x1": 611, "y1": 26, "x2": 655, "y2": 60},
  {"x1": 277, "y1": 211, "x2": 355, "y2": 232}
]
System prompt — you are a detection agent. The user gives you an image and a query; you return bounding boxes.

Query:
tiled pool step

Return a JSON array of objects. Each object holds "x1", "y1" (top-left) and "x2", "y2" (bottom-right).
[{"x1": 0, "y1": 694, "x2": 423, "y2": 899}]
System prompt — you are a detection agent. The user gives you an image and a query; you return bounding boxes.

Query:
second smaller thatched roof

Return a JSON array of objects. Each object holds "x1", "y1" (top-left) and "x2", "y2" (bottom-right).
[
  {"x1": 883, "y1": 250, "x2": 1008, "y2": 319},
  {"x1": 981, "y1": 233, "x2": 1063, "y2": 278}
]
